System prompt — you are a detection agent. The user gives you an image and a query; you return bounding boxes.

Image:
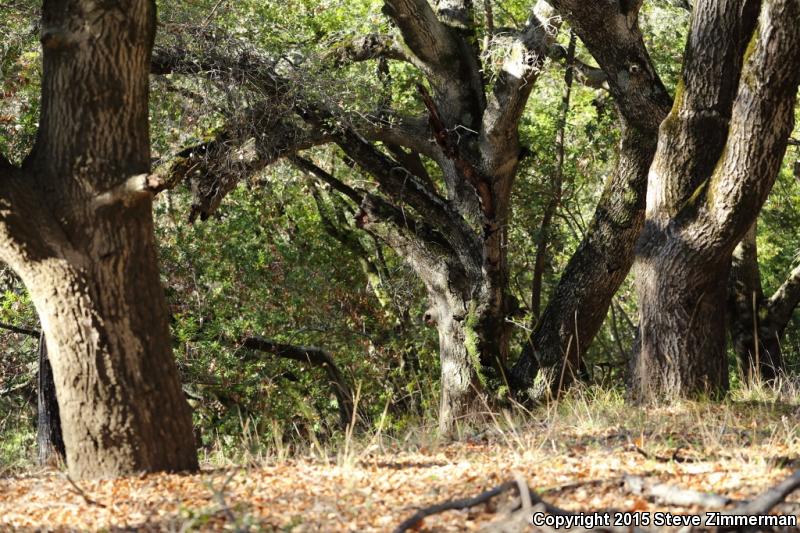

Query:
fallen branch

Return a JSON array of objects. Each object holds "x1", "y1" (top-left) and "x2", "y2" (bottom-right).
[
  {"x1": 393, "y1": 478, "x2": 585, "y2": 533},
  {"x1": 721, "y1": 469, "x2": 800, "y2": 523},
  {"x1": 624, "y1": 475, "x2": 734, "y2": 508},
  {"x1": 393, "y1": 480, "x2": 519, "y2": 533}
]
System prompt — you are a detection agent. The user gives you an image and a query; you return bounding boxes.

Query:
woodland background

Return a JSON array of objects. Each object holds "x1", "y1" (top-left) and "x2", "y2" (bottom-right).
[{"x1": 0, "y1": 0, "x2": 800, "y2": 530}]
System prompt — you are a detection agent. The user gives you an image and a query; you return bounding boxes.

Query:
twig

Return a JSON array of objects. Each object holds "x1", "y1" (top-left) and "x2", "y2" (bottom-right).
[
  {"x1": 0, "y1": 321, "x2": 40, "y2": 337},
  {"x1": 64, "y1": 474, "x2": 107, "y2": 508}
]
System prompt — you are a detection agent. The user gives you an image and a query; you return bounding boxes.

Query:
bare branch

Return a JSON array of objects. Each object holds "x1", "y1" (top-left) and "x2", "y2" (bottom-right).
[
  {"x1": 289, "y1": 156, "x2": 363, "y2": 205},
  {"x1": 241, "y1": 337, "x2": 354, "y2": 429}
]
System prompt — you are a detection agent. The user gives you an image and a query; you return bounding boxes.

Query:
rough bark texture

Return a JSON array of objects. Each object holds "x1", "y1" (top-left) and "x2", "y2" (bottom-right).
[
  {"x1": 729, "y1": 223, "x2": 800, "y2": 381},
  {"x1": 0, "y1": 0, "x2": 198, "y2": 478},
  {"x1": 37, "y1": 333, "x2": 66, "y2": 466},
  {"x1": 511, "y1": 0, "x2": 673, "y2": 396},
  {"x1": 632, "y1": 0, "x2": 800, "y2": 400}
]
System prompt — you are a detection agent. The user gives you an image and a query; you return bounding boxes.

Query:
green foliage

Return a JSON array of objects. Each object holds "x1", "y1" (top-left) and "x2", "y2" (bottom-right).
[{"x1": 0, "y1": 0, "x2": 798, "y2": 467}]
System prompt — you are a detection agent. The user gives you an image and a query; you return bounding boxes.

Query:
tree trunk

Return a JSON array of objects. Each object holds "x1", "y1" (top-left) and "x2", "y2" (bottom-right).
[
  {"x1": 511, "y1": 0, "x2": 673, "y2": 398},
  {"x1": 37, "y1": 333, "x2": 65, "y2": 466},
  {"x1": 0, "y1": 0, "x2": 198, "y2": 479},
  {"x1": 430, "y1": 293, "x2": 482, "y2": 436},
  {"x1": 632, "y1": 245, "x2": 731, "y2": 398},
  {"x1": 632, "y1": 0, "x2": 800, "y2": 401},
  {"x1": 728, "y1": 224, "x2": 784, "y2": 381}
]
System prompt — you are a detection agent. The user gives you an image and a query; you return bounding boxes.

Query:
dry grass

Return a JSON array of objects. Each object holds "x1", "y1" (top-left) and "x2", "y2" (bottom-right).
[{"x1": 2, "y1": 385, "x2": 800, "y2": 531}]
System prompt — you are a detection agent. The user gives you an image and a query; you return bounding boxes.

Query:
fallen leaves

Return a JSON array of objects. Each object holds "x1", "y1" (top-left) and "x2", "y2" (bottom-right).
[{"x1": 1, "y1": 402, "x2": 799, "y2": 531}]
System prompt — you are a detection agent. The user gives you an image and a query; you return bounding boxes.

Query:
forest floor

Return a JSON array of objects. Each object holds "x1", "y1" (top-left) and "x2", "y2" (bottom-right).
[{"x1": 2, "y1": 387, "x2": 800, "y2": 532}]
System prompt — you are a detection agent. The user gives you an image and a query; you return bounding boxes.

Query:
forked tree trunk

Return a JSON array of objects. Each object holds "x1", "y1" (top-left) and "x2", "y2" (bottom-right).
[
  {"x1": 632, "y1": 0, "x2": 800, "y2": 401},
  {"x1": 0, "y1": 0, "x2": 198, "y2": 479}
]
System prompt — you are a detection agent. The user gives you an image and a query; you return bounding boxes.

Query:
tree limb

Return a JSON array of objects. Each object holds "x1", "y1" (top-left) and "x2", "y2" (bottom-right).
[
  {"x1": 481, "y1": 1, "x2": 558, "y2": 173},
  {"x1": 0, "y1": 321, "x2": 40, "y2": 337},
  {"x1": 289, "y1": 156, "x2": 364, "y2": 205},
  {"x1": 241, "y1": 337, "x2": 355, "y2": 429},
  {"x1": 327, "y1": 33, "x2": 411, "y2": 66},
  {"x1": 766, "y1": 263, "x2": 800, "y2": 334}
]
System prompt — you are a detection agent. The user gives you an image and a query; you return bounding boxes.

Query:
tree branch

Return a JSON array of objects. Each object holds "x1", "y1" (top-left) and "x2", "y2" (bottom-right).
[
  {"x1": 481, "y1": 1, "x2": 558, "y2": 172},
  {"x1": 241, "y1": 337, "x2": 354, "y2": 429},
  {"x1": 381, "y1": 0, "x2": 462, "y2": 75},
  {"x1": 382, "y1": 0, "x2": 485, "y2": 126},
  {"x1": 766, "y1": 262, "x2": 800, "y2": 333},
  {"x1": 289, "y1": 156, "x2": 364, "y2": 205},
  {"x1": 0, "y1": 321, "x2": 40, "y2": 337},
  {"x1": 704, "y1": 0, "x2": 800, "y2": 251},
  {"x1": 327, "y1": 33, "x2": 411, "y2": 66}
]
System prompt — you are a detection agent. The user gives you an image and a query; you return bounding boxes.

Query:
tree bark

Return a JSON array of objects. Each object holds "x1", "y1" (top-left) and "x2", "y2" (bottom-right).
[
  {"x1": 511, "y1": 0, "x2": 673, "y2": 397},
  {"x1": 0, "y1": 0, "x2": 198, "y2": 479},
  {"x1": 632, "y1": 0, "x2": 800, "y2": 401},
  {"x1": 37, "y1": 333, "x2": 65, "y2": 466},
  {"x1": 728, "y1": 223, "x2": 783, "y2": 381}
]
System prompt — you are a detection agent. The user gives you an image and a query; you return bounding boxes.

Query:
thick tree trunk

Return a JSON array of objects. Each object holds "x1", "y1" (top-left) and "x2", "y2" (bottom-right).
[
  {"x1": 0, "y1": 0, "x2": 198, "y2": 479},
  {"x1": 37, "y1": 333, "x2": 65, "y2": 467},
  {"x1": 632, "y1": 246, "x2": 731, "y2": 398},
  {"x1": 632, "y1": 0, "x2": 800, "y2": 401},
  {"x1": 728, "y1": 224, "x2": 783, "y2": 381}
]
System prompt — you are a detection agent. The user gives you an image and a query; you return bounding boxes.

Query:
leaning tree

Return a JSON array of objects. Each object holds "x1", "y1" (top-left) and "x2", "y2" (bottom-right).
[
  {"x1": 152, "y1": 0, "x2": 682, "y2": 431},
  {"x1": 0, "y1": 0, "x2": 198, "y2": 478}
]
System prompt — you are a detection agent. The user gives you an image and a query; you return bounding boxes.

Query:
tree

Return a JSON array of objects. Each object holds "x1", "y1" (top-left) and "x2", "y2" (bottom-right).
[
  {"x1": 150, "y1": 0, "x2": 680, "y2": 432},
  {"x1": 631, "y1": 0, "x2": 800, "y2": 400},
  {"x1": 511, "y1": 0, "x2": 673, "y2": 395},
  {"x1": 152, "y1": 0, "x2": 562, "y2": 433},
  {"x1": 0, "y1": 1, "x2": 198, "y2": 478},
  {"x1": 729, "y1": 222, "x2": 800, "y2": 381}
]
